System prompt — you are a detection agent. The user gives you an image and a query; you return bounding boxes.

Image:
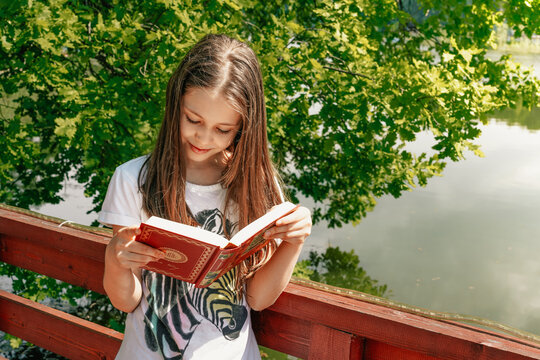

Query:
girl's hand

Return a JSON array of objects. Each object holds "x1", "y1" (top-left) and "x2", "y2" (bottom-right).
[
  {"x1": 106, "y1": 225, "x2": 165, "y2": 270},
  {"x1": 264, "y1": 205, "x2": 312, "y2": 246}
]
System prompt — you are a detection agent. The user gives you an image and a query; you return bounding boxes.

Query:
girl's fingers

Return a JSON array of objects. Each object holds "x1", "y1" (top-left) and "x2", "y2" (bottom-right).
[
  {"x1": 269, "y1": 219, "x2": 309, "y2": 236},
  {"x1": 112, "y1": 226, "x2": 164, "y2": 266},
  {"x1": 117, "y1": 247, "x2": 163, "y2": 269},
  {"x1": 262, "y1": 205, "x2": 311, "y2": 241},
  {"x1": 271, "y1": 209, "x2": 311, "y2": 235},
  {"x1": 116, "y1": 226, "x2": 141, "y2": 244},
  {"x1": 117, "y1": 225, "x2": 141, "y2": 236},
  {"x1": 275, "y1": 206, "x2": 310, "y2": 226},
  {"x1": 127, "y1": 241, "x2": 164, "y2": 259},
  {"x1": 269, "y1": 224, "x2": 311, "y2": 238},
  {"x1": 118, "y1": 251, "x2": 160, "y2": 266},
  {"x1": 265, "y1": 218, "x2": 312, "y2": 242}
]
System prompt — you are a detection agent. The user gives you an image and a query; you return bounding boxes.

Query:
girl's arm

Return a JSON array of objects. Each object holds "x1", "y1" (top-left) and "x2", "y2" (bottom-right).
[
  {"x1": 246, "y1": 206, "x2": 312, "y2": 311},
  {"x1": 103, "y1": 225, "x2": 165, "y2": 313}
]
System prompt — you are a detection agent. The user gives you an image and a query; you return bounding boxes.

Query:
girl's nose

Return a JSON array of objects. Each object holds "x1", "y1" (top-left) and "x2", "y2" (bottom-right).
[{"x1": 195, "y1": 127, "x2": 212, "y2": 145}]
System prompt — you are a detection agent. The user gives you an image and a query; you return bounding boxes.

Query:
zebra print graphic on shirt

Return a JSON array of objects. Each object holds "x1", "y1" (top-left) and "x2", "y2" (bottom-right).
[
  {"x1": 194, "y1": 208, "x2": 237, "y2": 238},
  {"x1": 142, "y1": 208, "x2": 246, "y2": 359}
]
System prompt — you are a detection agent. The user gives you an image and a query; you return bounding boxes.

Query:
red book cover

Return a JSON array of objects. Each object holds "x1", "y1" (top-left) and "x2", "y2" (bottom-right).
[
  {"x1": 136, "y1": 225, "x2": 220, "y2": 284},
  {"x1": 195, "y1": 248, "x2": 238, "y2": 287}
]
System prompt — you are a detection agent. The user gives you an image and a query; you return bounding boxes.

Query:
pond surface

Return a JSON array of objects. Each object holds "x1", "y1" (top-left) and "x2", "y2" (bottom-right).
[
  {"x1": 304, "y1": 117, "x2": 540, "y2": 334},
  {"x1": 32, "y1": 52, "x2": 540, "y2": 335},
  {"x1": 303, "y1": 51, "x2": 540, "y2": 334}
]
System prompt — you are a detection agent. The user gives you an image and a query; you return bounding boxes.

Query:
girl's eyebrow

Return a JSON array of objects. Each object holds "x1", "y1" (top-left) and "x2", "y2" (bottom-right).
[
  {"x1": 184, "y1": 106, "x2": 239, "y2": 127},
  {"x1": 184, "y1": 106, "x2": 204, "y2": 119}
]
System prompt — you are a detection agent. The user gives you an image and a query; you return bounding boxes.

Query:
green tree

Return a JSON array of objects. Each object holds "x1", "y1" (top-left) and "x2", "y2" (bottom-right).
[
  {"x1": 293, "y1": 246, "x2": 389, "y2": 297},
  {"x1": 1, "y1": 0, "x2": 538, "y2": 227}
]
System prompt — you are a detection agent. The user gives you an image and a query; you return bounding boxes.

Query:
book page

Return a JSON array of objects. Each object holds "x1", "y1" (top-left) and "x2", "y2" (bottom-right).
[
  {"x1": 229, "y1": 202, "x2": 297, "y2": 246},
  {"x1": 145, "y1": 216, "x2": 229, "y2": 247}
]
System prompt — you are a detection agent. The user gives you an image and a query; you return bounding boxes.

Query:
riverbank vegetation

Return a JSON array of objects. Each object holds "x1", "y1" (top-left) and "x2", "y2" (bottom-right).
[{"x1": 492, "y1": 23, "x2": 540, "y2": 54}]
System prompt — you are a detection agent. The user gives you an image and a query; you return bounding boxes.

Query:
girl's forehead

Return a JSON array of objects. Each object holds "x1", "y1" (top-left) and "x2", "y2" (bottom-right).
[{"x1": 183, "y1": 87, "x2": 241, "y2": 126}]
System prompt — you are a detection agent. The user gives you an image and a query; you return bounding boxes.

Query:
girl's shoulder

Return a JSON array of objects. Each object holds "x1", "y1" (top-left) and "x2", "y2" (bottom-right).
[{"x1": 114, "y1": 155, "x2": 149, "y2": 179}]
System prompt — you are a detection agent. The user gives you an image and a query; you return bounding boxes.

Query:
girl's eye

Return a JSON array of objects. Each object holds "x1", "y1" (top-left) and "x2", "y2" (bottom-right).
[
  {"x1": 186, "y1": 116, "x2": 199, "y2": 124},
  {"x1": 217, "y1": 128, "x2": 231, "y2": 134}
]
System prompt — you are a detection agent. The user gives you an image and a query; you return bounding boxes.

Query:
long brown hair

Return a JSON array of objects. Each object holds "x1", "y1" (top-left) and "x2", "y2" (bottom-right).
[{"x1": 139, "y1": 34, "x2": 284, "y2": 290}]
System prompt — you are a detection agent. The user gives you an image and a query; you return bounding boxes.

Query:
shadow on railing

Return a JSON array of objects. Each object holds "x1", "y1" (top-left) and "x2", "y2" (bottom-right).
[{"x1": 1, "y1": 204, "x2": 540, "y2": 360}]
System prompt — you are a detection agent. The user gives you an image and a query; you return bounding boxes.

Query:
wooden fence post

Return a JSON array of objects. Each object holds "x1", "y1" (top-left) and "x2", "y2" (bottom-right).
[{"x1": 308, "y1": 323, "x2": 364, "y2": 360}]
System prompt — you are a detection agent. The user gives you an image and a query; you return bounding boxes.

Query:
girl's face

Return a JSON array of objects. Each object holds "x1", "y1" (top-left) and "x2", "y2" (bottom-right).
[{"x1": 180, "y1": 87, "x2": 241, "y2": 168}]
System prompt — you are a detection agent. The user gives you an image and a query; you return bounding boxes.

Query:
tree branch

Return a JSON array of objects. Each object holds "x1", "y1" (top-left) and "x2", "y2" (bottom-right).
[
  {"x1": 323, "y1": 65, "x2": 372, "y2": 80},
  {"x1": 95, "y1": 53, "x2": 129, "y2": 77},
  {"x1": 286, "y1": 65, "x2": 311, "y2": 87}
]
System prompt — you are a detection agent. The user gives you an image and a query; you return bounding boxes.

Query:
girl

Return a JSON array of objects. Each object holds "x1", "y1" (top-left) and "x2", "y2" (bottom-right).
[{"x1": 98, "y1": 34, "x2": 312, "y2": 359}]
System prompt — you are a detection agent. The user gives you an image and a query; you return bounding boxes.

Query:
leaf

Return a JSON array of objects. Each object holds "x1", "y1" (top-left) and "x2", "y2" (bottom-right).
[
  {"x1": 9, "y1": 335, "x2": 23, "y2": 349},
  {"x1": 54, "y1": 115, "x2": 80, "y2": 140},
  {"x1": 223, "y1": 0, "x2": 241, "y2": 11},
  {"x1": 442, "y1": 52, "x2": 455, "y2": 62}
]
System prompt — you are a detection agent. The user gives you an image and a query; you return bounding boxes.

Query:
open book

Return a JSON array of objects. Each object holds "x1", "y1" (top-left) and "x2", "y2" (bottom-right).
[{"x1": 135, "y1": 201, "x2": 298, "y2": 287}]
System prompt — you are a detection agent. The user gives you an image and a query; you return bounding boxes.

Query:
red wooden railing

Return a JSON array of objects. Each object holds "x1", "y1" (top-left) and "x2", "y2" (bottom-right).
[{"x1": 1, "y1": 205, "x2": 540, "y2": 359}]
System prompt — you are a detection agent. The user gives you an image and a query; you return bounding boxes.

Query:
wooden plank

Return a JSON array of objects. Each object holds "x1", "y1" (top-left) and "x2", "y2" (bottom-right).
[
  {"x1": 0, "y1": 207, "x2": 110, "y2": 257},
  {"x1": 364, "y1": 339, "x2": 442, "y2": 360},
  {"x1": 252, "y1": 309, "x2": 311, "y2": 359},
  {"x1": 0, "y1": 208, "x2": 110, "y2": 295},
  {"x1": 1, "y1": 234, "x2": 106, "y2": 294},
  {"x1": 308, "y1": 324, "x2": 363, "y2": 360},
  {"x1": 269, "y1": 283, "x2": 540, "y2": 360},
  {"x1": 0, "y1": 289, "x2": 122, "y2": 360}
]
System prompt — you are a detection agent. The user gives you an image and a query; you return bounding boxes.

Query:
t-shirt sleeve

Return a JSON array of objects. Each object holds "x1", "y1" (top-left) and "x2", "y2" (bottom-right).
[{"x1": 98, "y1": 164, "x2": 144, "y2": 228}]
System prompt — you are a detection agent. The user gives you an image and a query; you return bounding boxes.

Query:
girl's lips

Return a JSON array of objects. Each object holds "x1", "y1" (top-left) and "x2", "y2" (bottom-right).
[{"x1": 190, "y1": 143, "x2": 210, "y2": 154}]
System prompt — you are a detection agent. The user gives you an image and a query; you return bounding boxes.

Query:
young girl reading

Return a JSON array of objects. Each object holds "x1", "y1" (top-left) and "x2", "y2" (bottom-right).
[{"x1": 98, "y1": 34, "x2": 312, "y2": 359}]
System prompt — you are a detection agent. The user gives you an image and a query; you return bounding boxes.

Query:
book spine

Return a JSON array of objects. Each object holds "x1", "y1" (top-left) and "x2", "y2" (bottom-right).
[{"x1": 195, "y1": 248, "x2": 237, "y2": 288}]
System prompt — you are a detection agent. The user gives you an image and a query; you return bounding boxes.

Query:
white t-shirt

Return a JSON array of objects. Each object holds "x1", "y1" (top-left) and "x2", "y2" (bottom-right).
[{"x1": 98, "y1": 156, "x2": 261, "y2": 360}]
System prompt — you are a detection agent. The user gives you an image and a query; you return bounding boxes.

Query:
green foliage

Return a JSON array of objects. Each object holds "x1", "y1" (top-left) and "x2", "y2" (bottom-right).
[
  {"x1": 259, "y1": 346, "x2": 298, "y2": 360},
  {"x1": 0, "y1": 0, "x2": 538, "y2": 227},
  {"x1": 502, "y1": 0, "x2": 540, "y2": 38},
  {"x1": 293, "y1": 246, "x2": 389, "y2": 297},
  {"x1": 5, "y1": 334, "x2": 22, "y2": 350},
  {"x1": 2, "y1": 264, "x2": 83, "y2": 304}
]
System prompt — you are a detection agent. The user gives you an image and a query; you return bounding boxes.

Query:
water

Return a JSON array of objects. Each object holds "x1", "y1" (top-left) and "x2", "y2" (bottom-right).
[
  {"x1": 304, "y1": 119, "x2": 540, "y2": 333},
  {"x1": 28, "y1": 52, "x2": 540, "y2": 335},
  {"x1": 303, "y1": 51, "x2": 540, "y2": 334}
]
